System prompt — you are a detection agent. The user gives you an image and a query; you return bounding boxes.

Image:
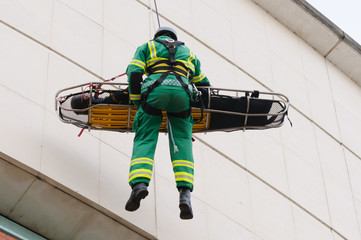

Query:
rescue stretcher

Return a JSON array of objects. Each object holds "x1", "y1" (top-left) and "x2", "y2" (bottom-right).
[{"x1": 55, "y1": 82, "x2": 290, "y2": 133}]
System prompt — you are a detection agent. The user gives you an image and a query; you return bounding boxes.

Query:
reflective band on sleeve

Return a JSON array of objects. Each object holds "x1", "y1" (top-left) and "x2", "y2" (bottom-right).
[
  {"x1": 172, "y1": 160, "x2": 194, "y2": 169},
  {"x1": 130, "y1": 157, "x2": 154, "y2": 166},
  {"x1": 188, "y1": 50, "x2": 195, "y2": 62},
  {"x1": 129, "y1": 59, "x2": 146, "y2": 71},
  {"x1": 129, "y1": 169, "x2": 153, "y2": 182},
  {"x1": 191, "y1": 72, "x2": 205, "y2": 83},
  {"x1": 130, "y1": 94, "x2": 141, "y2": 101},
  {"x1": 178, "y1": 60, "x2": 195, "y2": 72}
]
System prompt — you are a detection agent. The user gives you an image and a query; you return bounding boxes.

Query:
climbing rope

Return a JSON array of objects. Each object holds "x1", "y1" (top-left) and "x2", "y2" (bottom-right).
[
  {"x1": 148, "y1": 0, "x2": 161, "y2": 33},
  {"x1": 153, "y1": 0, "x2": 161, "y2": 28}
]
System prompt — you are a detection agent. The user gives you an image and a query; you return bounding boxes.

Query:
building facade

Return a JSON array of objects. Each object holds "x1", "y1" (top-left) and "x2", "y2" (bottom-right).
[{"x1": 1, "y1": 0, "x2": 361, "y2": 239}]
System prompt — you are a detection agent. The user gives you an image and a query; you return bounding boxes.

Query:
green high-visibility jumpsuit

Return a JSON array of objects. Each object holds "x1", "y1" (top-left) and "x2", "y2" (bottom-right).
[{"x1": 126, "y1": 35, "x2": 210, "y2": 191}]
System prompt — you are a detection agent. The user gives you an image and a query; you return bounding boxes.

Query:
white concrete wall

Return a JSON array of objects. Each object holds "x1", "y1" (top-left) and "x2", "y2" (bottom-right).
[{"x1": 1, "y1": 0, "x2": 361, "y2": 239}]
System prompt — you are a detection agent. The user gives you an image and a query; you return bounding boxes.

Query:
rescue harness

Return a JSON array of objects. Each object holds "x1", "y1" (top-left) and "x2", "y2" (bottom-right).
[{"x1": 141, "y1": 38, "x2": 194, "y2": 119}]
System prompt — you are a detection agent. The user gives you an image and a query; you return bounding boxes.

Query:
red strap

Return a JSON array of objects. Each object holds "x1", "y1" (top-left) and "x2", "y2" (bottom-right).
[
  {"x1": 81, "y1": 73, "x2": 127, "y2": 100},
  {"x1": 104, "y1": 72, "x2": 127, "y2": 82},
  {"x1": 78, "y1": 128, "x2": 85, "y2": 137}
]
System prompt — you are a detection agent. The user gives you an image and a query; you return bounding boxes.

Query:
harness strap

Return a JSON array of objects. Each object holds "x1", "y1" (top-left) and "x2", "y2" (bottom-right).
[
  {"x1": 154, "y1": 39, "x2": 184, "y2": 65},
  {"x1": 141, "y1": 38, "x2": 193, "y2": 118},
  {"x1": 142, "y1": 100, "x2": 162, "y2": 116},
  {"x1": 148, "y1": 60, "x2": 188, "y2": 78},
  {"x1": 141, "y1": 73, "x2": 192, "y2": 118},
  {"x1": 175, "y1": 75, "x2": 192, "y2": 96},
  {"x1": 167, "y1": 108, "x2": 191, "y2": 119},
  {"x1": 141, "y1": 72, "x2": 168, "y2": 114}
]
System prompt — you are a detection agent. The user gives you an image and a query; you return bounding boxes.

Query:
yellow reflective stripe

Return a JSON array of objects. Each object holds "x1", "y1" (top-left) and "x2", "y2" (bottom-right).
[
  {"x1": 146, "y1": 57, "x2": 168, "y2": 67},
  {"x1": 146, "y1": 58, "x2": 194, "y2": 73},
  {"x1": 178, "y1": 59, "x2": 195, "y2": 72},
  {"x1": 173, "y1": 65, "x2": 187, "y2": 72},
  {"x1": 175, "y1": 172, "x2": 194, "y2": 184},
  {"x1": 175, "y1": 178, "x2": 194, "y2": 184},
  {"x1": 173, "y1": 160, "x2": 194, "y2": 165},
  {"x1": 130, "y1": 94, "x2": 141, "y2": 101},
  {"x1": 188, "y1": 50, "x2": 195, "y2": 63},
  {"x1": 130, "y1": 157, "x2": 154, "y2": 166},
  {"x1": 151, "y1": 70, "x2": 187, "y2": 78},
  {"x1": 191, "y1": 72, "x2": 205, "y2": 83},
  {"x1": 129, "y1": 59, "x2": 146, "y2": 71},
  {"x1": 129, "y1": 169, "x2": 152, "y2": 181},
  {"x1": 129, "y1": 63, "x2": 145, "y2": 72},
  {"x1": 148, "y1": 41, "x2": 157, "y2": 59},
  {"x1": 129, "y1": 169, "x2": 152, "y2": 176},
  {"x1": 175, "y1": 172, "x2": 193, "y2": 177},
  {"x1": 152, "y1": 69, "x2": 169, "y2": 73},
  {"x1": 177, "y1": 73, "x2": 187, "y2": 78},
  {"x1": 131, "y1": 161, "x2": 153, "y2": 166},
  {"x1": 173, "y1": 164, "x2": 194, "y2": 169},
  {"x1": 130, "y1": 59, "x2": 145, "y2": 68},
  {"x1": 129, "y1": 174, "x2": 152, "y2": 182},
  {"x1": 152, "y1": 41, "x2": 157, "y2": 58},
  {"x1": 155, "y1": 63, "x2": 169, "y2": 67},
  {"x1": 173, "y1": 160, "x2": 194, "y2": 169},
  {"x1": 131, "y1": 157, "x2": 154, "y2": 163}
]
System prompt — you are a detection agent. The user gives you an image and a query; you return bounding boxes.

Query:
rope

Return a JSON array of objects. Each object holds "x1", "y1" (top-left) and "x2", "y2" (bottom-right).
[
  {"x1": 168, "y1": 120, "x2": 179, "y2": 154},
  {"x1": 153, "y1": 0, "x2": 161, "y2": 28},
  {"x1": 148, "y1": 0, "x2": 157, "y2": 32}
]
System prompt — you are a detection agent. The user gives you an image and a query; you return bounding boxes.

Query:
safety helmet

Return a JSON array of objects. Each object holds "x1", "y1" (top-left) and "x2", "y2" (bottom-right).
[{"x1": 154, "y1": 26, "x2": 177, "y2": 41}]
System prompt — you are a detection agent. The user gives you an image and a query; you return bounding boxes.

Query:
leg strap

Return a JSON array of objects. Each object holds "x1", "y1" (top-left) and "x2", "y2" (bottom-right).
[
  {"x1": 167, "y1": 109, "x2": 191, "y2": 119},
  {"x1": 142, "y1": 101, "x2": 163, "y2": 116}
]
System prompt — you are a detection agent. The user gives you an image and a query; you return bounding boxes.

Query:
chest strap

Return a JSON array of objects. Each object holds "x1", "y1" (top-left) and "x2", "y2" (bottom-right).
[{"x1": 148, "y1": 60, "x2": 188, "y2": 78}]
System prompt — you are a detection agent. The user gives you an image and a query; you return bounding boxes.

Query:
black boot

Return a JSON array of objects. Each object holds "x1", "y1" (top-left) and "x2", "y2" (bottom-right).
[
  {"x1": 125, "y1": 183, "x2": 148, "y2": 212},
  {"x1": 179, "y1": 188, "x2": 193, "y2": 220}
]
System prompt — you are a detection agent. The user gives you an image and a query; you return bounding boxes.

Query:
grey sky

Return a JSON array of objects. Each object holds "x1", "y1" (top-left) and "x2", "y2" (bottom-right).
[{"x1": 306, "y1": 0, "x2": 361, "y2": 44}]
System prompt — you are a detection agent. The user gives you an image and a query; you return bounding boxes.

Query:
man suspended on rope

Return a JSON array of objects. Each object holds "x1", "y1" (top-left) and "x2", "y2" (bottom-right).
[{"x1": 125, "y1": 26, "x2": 210, "y2": 219}]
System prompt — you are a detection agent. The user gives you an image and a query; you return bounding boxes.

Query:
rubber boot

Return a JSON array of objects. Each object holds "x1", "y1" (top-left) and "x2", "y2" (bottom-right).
[
  {"x1": 179, "y1": 188, "x2": 193, "y2": 219},
  {"x1": 125, "y1": 182, "x2": 148, "y2": 211}
]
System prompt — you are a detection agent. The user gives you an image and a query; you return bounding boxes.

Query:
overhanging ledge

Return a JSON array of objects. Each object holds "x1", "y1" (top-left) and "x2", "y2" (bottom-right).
[
  {"x1": 251, "y1": 0, "x2": 361, "y2": 86},
  {"x1": 0, "y1": 152, "x2": 155, "y2": 240}
]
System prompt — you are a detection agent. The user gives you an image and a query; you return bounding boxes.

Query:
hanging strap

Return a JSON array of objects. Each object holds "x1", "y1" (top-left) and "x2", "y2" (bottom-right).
[{"x1": 154, "y1": 38, "x2": 184, "y2": 65}]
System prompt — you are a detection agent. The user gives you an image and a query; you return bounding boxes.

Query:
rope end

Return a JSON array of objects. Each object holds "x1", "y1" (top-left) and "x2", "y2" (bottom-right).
[{"x1": 174, "y1": 145, "x2": 179, "y2": 154}]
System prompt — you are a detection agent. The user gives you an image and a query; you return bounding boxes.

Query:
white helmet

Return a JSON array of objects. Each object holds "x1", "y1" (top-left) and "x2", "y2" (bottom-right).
[{"x1": 154, "y1": 26, "x2": 177, "y2": 41}]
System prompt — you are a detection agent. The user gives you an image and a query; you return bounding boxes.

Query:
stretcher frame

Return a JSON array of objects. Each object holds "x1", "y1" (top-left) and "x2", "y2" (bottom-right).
[{"x1": 55, "y1": 82, "x2": 290, "y2": 133}]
